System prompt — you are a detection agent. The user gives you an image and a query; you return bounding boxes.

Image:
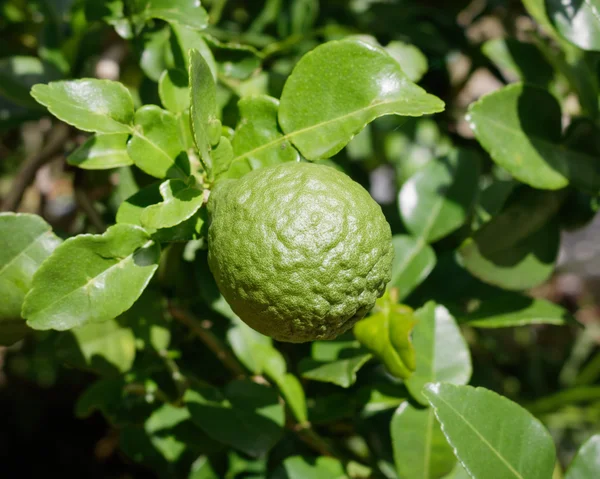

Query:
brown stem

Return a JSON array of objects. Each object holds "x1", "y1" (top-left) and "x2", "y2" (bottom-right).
[
  {"x1": 2, "y1": 123, "x2": 71, "y2": 212},
  {"x1": 168, "y1": 303, "x2": 246, "y2": 378}
]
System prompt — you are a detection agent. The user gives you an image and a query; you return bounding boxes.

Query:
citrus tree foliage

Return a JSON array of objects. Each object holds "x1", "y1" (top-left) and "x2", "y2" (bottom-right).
[{"x1": 1, "y1": 0, "x2": 600, "y2": 478}]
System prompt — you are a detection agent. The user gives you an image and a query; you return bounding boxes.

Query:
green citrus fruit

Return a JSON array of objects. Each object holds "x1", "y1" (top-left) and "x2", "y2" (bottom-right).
[{"x1": 207, "y1": 161, "x2": 394, "y2": 343}]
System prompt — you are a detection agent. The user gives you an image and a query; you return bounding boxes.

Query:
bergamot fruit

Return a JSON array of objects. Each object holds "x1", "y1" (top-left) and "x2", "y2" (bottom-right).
[{"x1": 207, "y1": 161, "x2": 393, "y2": 343}]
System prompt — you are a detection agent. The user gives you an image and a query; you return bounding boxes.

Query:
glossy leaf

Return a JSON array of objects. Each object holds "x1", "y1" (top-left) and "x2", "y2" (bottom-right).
[
  {"x1": 481, "y1": 38, "x2": 553, "y2": 87},
  {"x1": 464, "y1": 293, "x2": 572, "y2": 328},
  {"x1": 391, "y1": 402, "x2": 456, "y2": 479},
  {"x1": 228, "y1": 95, "x2": 300, "y2": 178},
  {"x1": 278, "y1": 39, "x2": 444, "y2": 160},
  {"x1": 547, "y1": 0, "x2": 600, "y2": 51},
  {"x1": 140, "y1": 179, "x2": 204, "y2": 230},
  {"x1": 68, "y1": 133, "x2": 132, "y2": 169},
  {"x1": 409, "y1": 253, "x2": 574, "y2": 328},
  {"x1": 0, "y1": 56, "x2": 61, "y2": 108},
  {"x1": 170, "y1": 25, "x2": 217, "y2": 77},
  {"x1": 354, "y1": 293, "x2": 416, "y2": 379},
  {"x1": 406, "y1": 303, "x2": 472, "y2": 405},
  {"x1": 31, "y1": 79, "x2": 134, "y2": 133},
  {"x1": 213, "y1": 137, "x2": 234, "y2": 178},
  {"x1": 190, "y1": 49, "x2": 219, "y2": 174},
  {"x1": 185, "y1": 380, "x2": 284, "y2": 457},
  {"x1": 467, "y1": 83, "x2": 600, "y2": 192},
  {"x1": 130, "y1": 0, "x2": 209, "y2": 31},
  {"x1": 159, "y1": 69, "x2": 190, "y2": 113},
  {"x1": 204, "y1": 36, "x2": 263, "y2": 80},
  {"x1": 0, "y1": 213, "x2": 61, "y2": 321},
  {"x1": 386, "y1": 41, "x2": 428, "y2": 83},
  {"x1": 565, "y1": 434, "x2": 600, "y2": 479},
  {"x1": 227, "y1": 317, "x2": 307, "y2": 422},
  {"x1": 57, "y1": 319, "x2": 136, "y2": 374},
  {"x1": 116, "y1": 182, "x2": 206, "y2": 242},
  {"x1": 272, "y1": 456, "x2": 346, "y2": 479},
  {"x1": 22, "y1": 224, "x2": 160, "y2": 331},
  {"x1": 128, "y1": 105, "x2": 189, "y2": 179},
  {"x1": 399, "y1": 149, "x2": 480, "y2": 243},
  {"x1": 423, "y1": 383, "x2": 557, "y2": 479},
  {"x1": 389, "y1": 235, "x2": 436, "y2": 300},
  {"x1": 458, "y1": 188, "x2": 563, "y2": 290},
  {"x1": 299, "y1": 338, "x2": 372, "y2": 388}
]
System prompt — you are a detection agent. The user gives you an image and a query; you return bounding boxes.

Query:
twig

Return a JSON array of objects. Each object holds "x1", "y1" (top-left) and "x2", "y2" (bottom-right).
[
  {"x1": 74, "y1": 183, "x2": 107, "y2": 233},
  {"x1": 168, "y1": 303, "x2": 247, "y2": 378},
  {"x1": 292, "y1": 422, "x2": 339, "y2": 457},
  {"x1": 2, "y1": 122, "x2": 70, "y2": 212}
]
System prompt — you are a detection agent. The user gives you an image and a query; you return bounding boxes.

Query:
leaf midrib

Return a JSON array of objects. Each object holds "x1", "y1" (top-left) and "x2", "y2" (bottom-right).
[
  {"x1": 26, "y1": 239, "x2": 154, "y2": 325},
  {"x1": 232, "y1": 94, "x2": 442, "y2": 164},
  {"x1": 0, "y1": 231, "x2": 54, "y2": 278},
  {"x1": 432, "y1": 392, "x2": 525, "y2": 479}
]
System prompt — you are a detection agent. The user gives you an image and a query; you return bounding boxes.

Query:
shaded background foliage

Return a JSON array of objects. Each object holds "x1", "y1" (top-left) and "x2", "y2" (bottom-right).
[{"x1": 1, "y1": 0, "x2": 600, "y2": 478}]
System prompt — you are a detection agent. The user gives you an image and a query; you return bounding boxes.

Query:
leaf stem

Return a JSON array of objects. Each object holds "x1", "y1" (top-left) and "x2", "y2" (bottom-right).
[{"x1": 167, "y1": 303, "x2": 246, "y2": 378}]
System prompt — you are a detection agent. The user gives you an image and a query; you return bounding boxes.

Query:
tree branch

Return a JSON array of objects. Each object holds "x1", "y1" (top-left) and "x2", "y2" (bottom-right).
[
  {"x1": 2, "y1": 122, "x2": 71, "y2": 212},
  {"x1": 168, "y1": 303, "x2": 247, "y2": 378}
]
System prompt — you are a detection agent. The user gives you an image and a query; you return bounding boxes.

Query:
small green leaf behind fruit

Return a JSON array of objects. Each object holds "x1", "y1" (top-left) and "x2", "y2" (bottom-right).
[
  {"x1": 388, "y1": 235, "x2": 436, "y2": 301},
  {"x1": 423, "y1": 383, "x2": 557, "y2": 479},
  {"x1": 299, "y1": 336, "x2": 372, "y2": 388}
]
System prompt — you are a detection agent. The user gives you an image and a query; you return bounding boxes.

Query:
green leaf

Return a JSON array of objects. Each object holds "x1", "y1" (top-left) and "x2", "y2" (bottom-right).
[
  {"x1": 116, "y1": 182, "x2": 206, "y2": 242},
  {"x1": 22, "y1": 224, "x2": 160, "y2": 331},
  {"x1": 278, "y1": 39, "x2": 444, "y2": 160},
  {"x1": 409, "y1": 253, "x2": 575, "y2": 328},
  {"x1": 213, "y1": 136, "x2": 234, "y2": 178},
  {"x1": 547, "y1": 0, "x2": 600, "y2": 51},
  {"x1": 406, "y1": 303, "x2": 472, "y2": 406},
  {"x1": 119, "y1": 289, "x2": 171, "y2": 351},
  {"x1": 399, "y1": 149, "x2": 480, "y2": 243},
  {"x1": 0, "y1": 213, "x2": 61, "y2": 321},
  {"x1": 299, "y1": 337, "x2": 372, "y2": 388},
  {"x1": 228, "y1": 95, "x2": 300, "y2": 179},
  {"x1": 227, "y1": 317, "x2": 307, "y2": 423},
  {"x1": 128, "y1": 105, "x2": 189, "y2": 179},
  {"x1": 423, "y1": 383, "x2": 557, "y2": 479},
  {"x1": 464, "y1": 293, "x2": 572, "y2": 328},
  {"x1": 190, "y1": 49, "x2": 219, "y2": 174},
  {"x1": 130, "y1": 0, "x2": 209, "y2": 31},
  {"x1": 389, "y1": 235, "x2": 436, "y2": 301},
  {"x1": 565, "y1": 434, "x2": 600, "y2": 479},
  {"x1": 159, "y1": 69, "x2": 190, "y2": 113},
  {"x1": 31, "y1": 79, "x2": 134, "y2": 133},
  {"x1": 0, "y1": 56, "x2": 62, "y2": 108},
  {"x1": 67, "y1": 133, "x2": 132, "y2": 170},
  {"x1": 139, "y1": 26, "x2": 171, "y2": 81},
  {"x1": 140, "y1": 179, "x2": 204, "y2": 230},
  {"x1": 354, "y1": 292, "x2": 417, "y2": 379},
  {"x1": 57, "y1": 319, "x2": 136, "y2": 374},
  {"x1": 385, "y1": 41, "x2": 428, "y2": 83},
  {"x1": 467, "y1": 83, "x2": 600, "y2": 192},
  {"x1": 481, "y1": 38, "x2": 553, "y2": 87},
  {"x1": 185, "y1": 379, "x2": 285, "y2": 457},
  {"x1": 272, "y1": 456, "x2": 347, "y2": 479},
  {"x1": 204, "y1": 35, "x2": 263, "y2": 80},
  {"x1": 391, "y1": 402, "x2": 456, "y2": 479},
  {"x1": 170, "y1": 25, "x2": 217, "y2": 77},
  {"x1": 458, "y1": 188, "x2": 564, "y2": 290}
]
